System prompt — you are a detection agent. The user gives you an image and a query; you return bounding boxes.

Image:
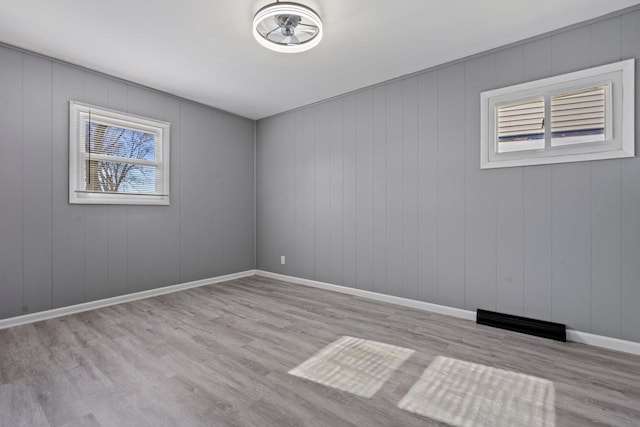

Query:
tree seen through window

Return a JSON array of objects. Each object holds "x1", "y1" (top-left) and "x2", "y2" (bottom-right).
[{"x1": 85, "y1": 122, "x2": 156, "y2": 194}]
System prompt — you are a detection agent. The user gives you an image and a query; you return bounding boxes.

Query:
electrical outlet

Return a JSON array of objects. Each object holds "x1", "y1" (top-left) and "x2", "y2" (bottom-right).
[{"x1": 281, "y1": 256, "x2": 285, "y2": 265}]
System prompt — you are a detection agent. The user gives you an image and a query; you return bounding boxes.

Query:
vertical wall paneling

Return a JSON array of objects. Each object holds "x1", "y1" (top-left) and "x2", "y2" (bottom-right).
[
  {"x1": 126, "y1": 85, "x2": 152, "y2": 292},
  {"x1": 207, "y1": 110, "x2": 224, "y2": 279},
  {"x1": 52, "y1": 63, "x2": 86, "y2": 308},
  {"x1": 495, "y1": 168, "x2": 525, "y2": 316},
  {"x1": 0, "y1": 47, "x2": 23, "y2": 318},
  {"x1": 620, "y1": 10, "x2": 640, "y2": 342},
  {"x1": 314, "y1": 102, "x2": 332, "y2": 283},
  {"x1": 303, "y1": 108, "x2": 316, "y2": 279},
  {"x1": 550, "y1": 27, "x2": 592, "y2": 331},
  {"x1": 329, "y1": 99, "x2": 345, "y2": 285},
  {"x1": 161, "y1": 96, "x2": 182, "y2": 286},
  {"x1": 551, "y1": 163, "x2": 592, "y2": 330},
  {"x1": 243, "y1": 117, "x2": 257, "y2": 269},
  {"x1": 494, "y1": 47, "x2": 525, "y2": 316},
  {"x1": 22, "y1": 54, "x2": 52, "y2": 313},
  {"x1": 223, "y1": 115, "x2": 255, "y2": 273},
  {"x1": 355, "y1": 90, "x2": 374, "y2": 291},
  {"x1": 200, "y1": 105, "x2": 217, "y2": 280},
  {"x1": 179, "y1": 102, "x2": 204, "y2": 283},
  {"x1": 402, "y1": 77, "x2": 419, "y2": 300},
  {"x1": 83, "y1": 72, "x2": 110, "y2": 301},
  {"x1": 283, "y1": 112, "x2": 298, "y2": 276},
  {"x1": 417, "y1": 71, "x2": 438, "y2": 302},
  {"x1": 343, "y1": 95, "x2": 357, "y2": 288},
  {"x1": 385, "y1": 81, "x2": 404, "y2": 297},
  {"x1": 371, "y1": 87, "x2": 387, "y2": 294},
  {"x1": 105, "y1": 80, "x2": 129, "y2": 298},
  {"x1": 523, "y1": 166, "x2": 553, "y2": 321},
  {"x1": 255, "y1": 117, "x2": 273, "y2": 272},
  {"x1": 146, "y1": 90, "x2": 171, "y2": 288},
  {"x1": 219, "y1": 113, "x2": 233, "y2": 275},
  {"x1": 294, "y1": 108, "x2": 315, "y2": 279},
  {"x1": 591, "y1": 161, "x2": 622, "y2": 337},
  {"x1": 293, "y1": 110, "x2": 305, "y2": 279},
  {"x1": 436, "y1": 63, "x2": 466, "y2": 309},
  {"x1": 464, "y1": 55, "x2": 497, "y2": 312},
  {"x1": 211, "y1": 112, "x2": 228, "y2": 278},
  {"x1": 200, "y1": 108, "x2": 219, "y2": 279},
  {"x1": 590, "y1": 17, "x2": 623, "y2": 338},
  {"x1": 591, "y1": 17, "x2": 622, "y2": 67},
  {"x1": 256, "y1": 116, "x2": 278, "y2": 273},
  {"x1": 522, "y1": 37, "x2": 553, "y2": 321}
]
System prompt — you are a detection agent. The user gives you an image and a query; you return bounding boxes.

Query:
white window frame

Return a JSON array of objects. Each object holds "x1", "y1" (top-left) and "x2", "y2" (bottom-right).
[
  {"x1": 69, "y1": 101, "x2": 171, "y2": 205},
  {"x1": 481, "y1": 59, "x2": 634, "y2": 169}
]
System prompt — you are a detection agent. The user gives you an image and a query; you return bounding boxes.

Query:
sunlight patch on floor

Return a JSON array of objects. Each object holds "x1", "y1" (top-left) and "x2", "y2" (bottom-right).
[
  {"x1": 288, "y1": 336, "x2": 414, "y2": 398},
  {"x1": 398, "y1": 356, "x2": 556, "y2": 427}
]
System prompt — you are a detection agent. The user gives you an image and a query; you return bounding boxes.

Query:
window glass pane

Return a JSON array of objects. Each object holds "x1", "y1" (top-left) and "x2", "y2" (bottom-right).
[
  {"x1": 497, "y1": 97, "x2": 545, "y2": 153},
  {"x1": 85, "y1": 122, "x2": 156, "y2": 160},
  {"x1": 551, "y1": 85, "x2": 606, "y2": 146},
  {"x1": 84, "y1": 161, "x2": 157, "y2": 194}
]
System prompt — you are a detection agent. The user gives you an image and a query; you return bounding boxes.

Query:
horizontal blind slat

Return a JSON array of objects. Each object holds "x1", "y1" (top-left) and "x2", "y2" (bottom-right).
[
  {"x1": 551, "y1": 100, "x2": 604, "y2": 111},
  {"x1": 553, "y1": 88, "x2": 605, "y2": 99},
  {"x1": 552, "y1": 117, "x2": 604, "y2": 125},
  {"x1": 552, "y1": 106, "x2": 604, "y2": 117},
  {"x1": 499, "y1": 109, "x2": 545, "y2": 118},
  {"x1": 499, "y1": 100, "x2": 544, "y2": 111},
  {"x1": 500, "y1": 125, "x2": 545, "y2": 134}
]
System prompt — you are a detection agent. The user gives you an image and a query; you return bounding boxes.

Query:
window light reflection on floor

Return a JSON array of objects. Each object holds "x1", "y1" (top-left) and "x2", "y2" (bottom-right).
[
  {"x1": 288, "y1": 336, "x2": 414, "y2": 398},
  {"x1": 398, "y1": 356, "x2": 556, "y2": 427}
]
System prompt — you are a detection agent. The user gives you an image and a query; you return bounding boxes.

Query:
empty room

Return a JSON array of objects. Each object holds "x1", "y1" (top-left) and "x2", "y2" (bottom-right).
[{"x1": 1, "y1": 0, "x2": 640, "y2": 425}]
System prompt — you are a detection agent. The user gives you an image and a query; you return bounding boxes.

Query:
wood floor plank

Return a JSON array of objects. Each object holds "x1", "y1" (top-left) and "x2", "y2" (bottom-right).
[
  {"x1": 0, "y1": 275, "x2": 639, "y2": 426},
  {"x1": 0, "y1": 379, "x2": 50, "y2": 427}
]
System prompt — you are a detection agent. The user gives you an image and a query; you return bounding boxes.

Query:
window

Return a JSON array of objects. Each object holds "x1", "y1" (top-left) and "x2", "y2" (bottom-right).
[
  {"x1": 69, "y1": 101, "x2": 170, "y2": 205},
  {"x1": 481, "y1": 59, "x2": 634, "y2": 169}
]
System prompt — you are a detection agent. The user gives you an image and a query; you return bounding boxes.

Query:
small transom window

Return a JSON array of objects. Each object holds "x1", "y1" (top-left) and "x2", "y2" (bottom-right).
[{"x1": 481, "y1": 59, "x2": 634, "y2": 169}]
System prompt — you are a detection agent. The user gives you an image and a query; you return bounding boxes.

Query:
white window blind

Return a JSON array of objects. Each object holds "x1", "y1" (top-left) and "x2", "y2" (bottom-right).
[
  {"x1": 551, "y1": 85, "x2": 606, "y2": 146},
  {"x1": 497, "y1": 97, "x2": 545, "y2": 153},
  {"x1": 69, "y1": 101, "x2": 170, "y2": 205}
]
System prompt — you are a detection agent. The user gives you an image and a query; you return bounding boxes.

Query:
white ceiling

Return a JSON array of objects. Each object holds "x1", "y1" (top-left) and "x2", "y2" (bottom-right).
[{"x1": 1, "y1": 0, "x2": 638, "y2": 120}]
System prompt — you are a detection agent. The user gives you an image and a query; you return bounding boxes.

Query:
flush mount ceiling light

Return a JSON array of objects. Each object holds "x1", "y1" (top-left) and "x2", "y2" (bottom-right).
[{"x1": 253, "y1": 1, "x2": 323, "y2": 53}]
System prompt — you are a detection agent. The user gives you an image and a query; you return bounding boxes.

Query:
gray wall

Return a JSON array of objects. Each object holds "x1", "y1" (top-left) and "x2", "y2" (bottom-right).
[
  {"x1": 0, "y1": 45, "x2": 255, "y2": 320},
  {"x1": 256, "y1": 9, "x2": 640, "y2": 343}
]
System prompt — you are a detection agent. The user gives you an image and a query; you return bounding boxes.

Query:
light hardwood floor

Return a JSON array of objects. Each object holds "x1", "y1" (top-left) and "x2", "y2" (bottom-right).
[{"x1": 0, "y1": 275, "x2": 639, "y2": 426}]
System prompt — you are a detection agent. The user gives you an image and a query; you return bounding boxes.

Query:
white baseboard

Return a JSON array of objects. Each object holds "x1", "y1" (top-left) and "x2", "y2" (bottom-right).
[
  {"x1": 566, "y1": 330, "x2": 640, "y2": 356},
  {"x1": 255, "y1": 270, "x2": 640, "y2": 356},
  {"x1": 256, "y1": 270, "x2": 477, "y2": 320},
  {"x1": 0, "y1": 269, "x2": 257, "y2": 330}
]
